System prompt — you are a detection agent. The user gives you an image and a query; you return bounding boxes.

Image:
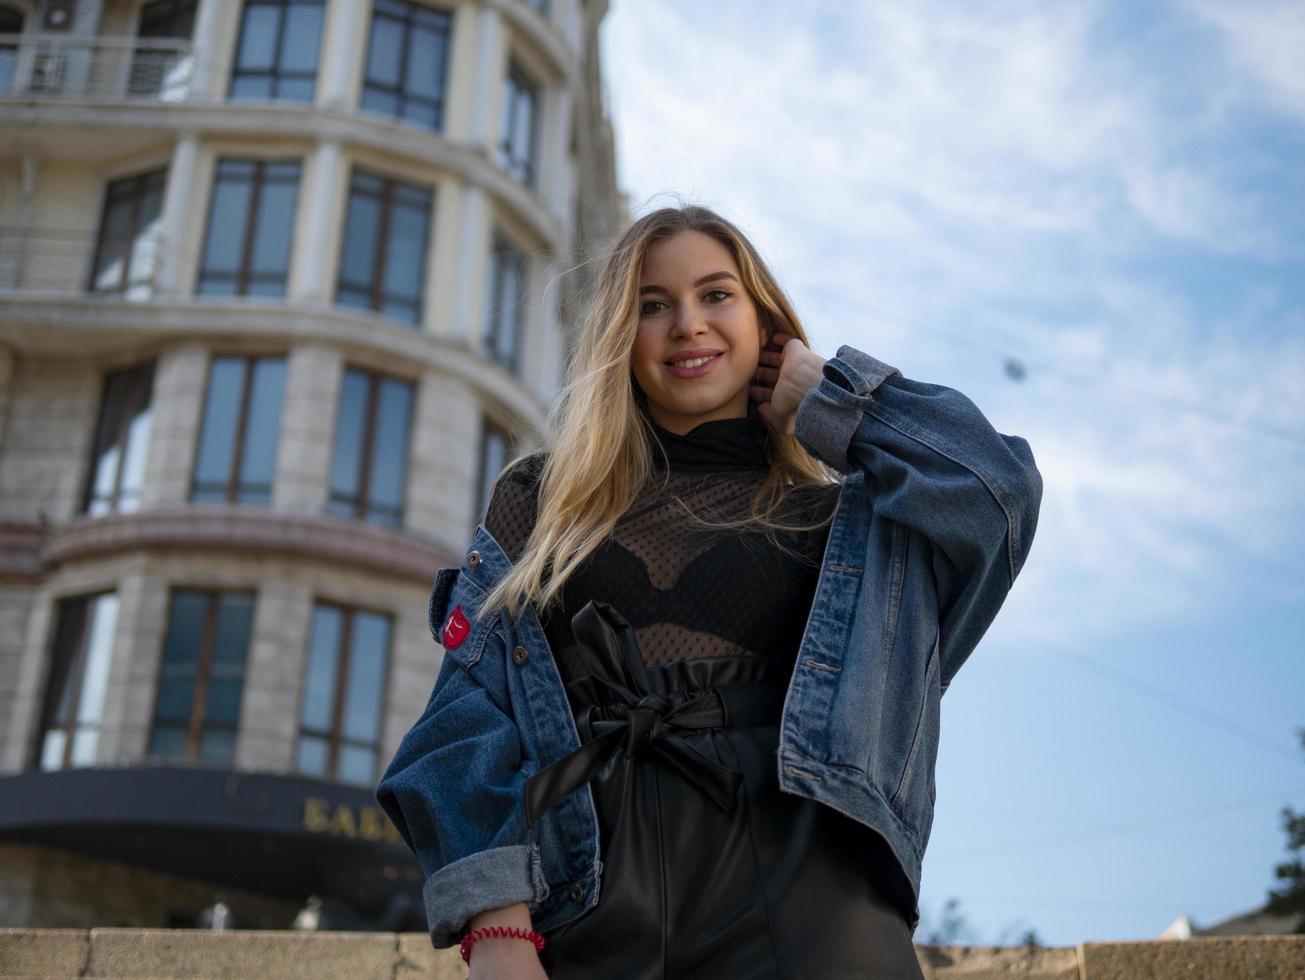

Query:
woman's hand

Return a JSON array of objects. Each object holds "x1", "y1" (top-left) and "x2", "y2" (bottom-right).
[{"x1": 751, "y1": 332, "x2": 827, "y2": 435}]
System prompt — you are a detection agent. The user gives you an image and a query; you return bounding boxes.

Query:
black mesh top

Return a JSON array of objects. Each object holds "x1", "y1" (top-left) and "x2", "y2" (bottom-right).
[{"x1": 483, "y1": 402, "x2": 842, "y2": 682}]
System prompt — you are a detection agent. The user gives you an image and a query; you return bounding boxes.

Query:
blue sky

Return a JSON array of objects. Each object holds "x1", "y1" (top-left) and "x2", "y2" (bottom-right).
[{"x1": 600, "y1": 0, "x2": 1305, "y2": 946}]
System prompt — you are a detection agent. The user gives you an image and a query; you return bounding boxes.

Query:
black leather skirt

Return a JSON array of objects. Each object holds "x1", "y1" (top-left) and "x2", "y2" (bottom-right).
[{"x1": 524, "y1": 601, "x2": 924, "y2": 980}]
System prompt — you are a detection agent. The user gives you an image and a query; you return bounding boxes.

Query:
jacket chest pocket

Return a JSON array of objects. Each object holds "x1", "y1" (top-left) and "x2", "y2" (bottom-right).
[{"x1": 428, "y1": 567, "x2": 497, "y2": 670}]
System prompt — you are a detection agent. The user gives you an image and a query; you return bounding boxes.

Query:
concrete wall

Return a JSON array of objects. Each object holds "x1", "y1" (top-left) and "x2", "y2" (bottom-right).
[{"x1": 0, "y1": 927, "x2": 1301, "y2": 979}]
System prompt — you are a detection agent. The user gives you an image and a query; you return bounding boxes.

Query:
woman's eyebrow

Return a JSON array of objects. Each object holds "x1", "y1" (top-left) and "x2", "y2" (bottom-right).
[{"x1": 639, "y1": 271, "x2": 739, "y2": 295}]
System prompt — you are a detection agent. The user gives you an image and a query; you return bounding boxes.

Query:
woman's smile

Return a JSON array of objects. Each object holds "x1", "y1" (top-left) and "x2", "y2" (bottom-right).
[{"x1": 664, "y1": 351, "x2": 724, "y2": 378}]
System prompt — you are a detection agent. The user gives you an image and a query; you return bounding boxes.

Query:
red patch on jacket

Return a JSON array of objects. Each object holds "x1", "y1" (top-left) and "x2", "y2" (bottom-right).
[{"x1": 441, "y1": 605, "x2": 471, "y2": 650}]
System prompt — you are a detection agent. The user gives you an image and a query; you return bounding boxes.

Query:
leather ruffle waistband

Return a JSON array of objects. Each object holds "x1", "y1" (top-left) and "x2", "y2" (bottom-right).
[{"x1": 524, "y1": 600, "x2": 787, "y2": 828}]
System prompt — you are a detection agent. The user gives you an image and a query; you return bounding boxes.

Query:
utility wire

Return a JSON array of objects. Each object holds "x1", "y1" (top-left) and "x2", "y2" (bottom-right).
[
  {"x1": 851, "y1": 309, "x2": 1305, "y2": 449},
  {"x1": 933, "y1": 785, "x2": 1305, "y2": 861},
  {"x1": 1048, "y1": 647, "x2": 1303, "y2": 764}
]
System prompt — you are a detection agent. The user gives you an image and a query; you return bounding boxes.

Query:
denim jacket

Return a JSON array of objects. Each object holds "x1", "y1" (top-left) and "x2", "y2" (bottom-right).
[{"x1": 376, "y1": 345, "x2": 1044, "y2": 948}]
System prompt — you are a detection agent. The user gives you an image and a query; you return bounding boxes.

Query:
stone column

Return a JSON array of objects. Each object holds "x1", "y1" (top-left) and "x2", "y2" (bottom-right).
[
  {"x1": 317, "y1": 0, "x2": 367, "y2": 111},
  {"x1": 140, "y1": 343, "x2": 209, "y2": 509},
  {"x1": 534, "y1": 256, "x2": 566, "y2": 401},
  {"x1": 272, "y1": 345, "x2": 343, "y2": 515},
  {"x1": 406, "y1": 373, "x2": 480, "y2": 549},
  {"x1": 2, "y1": 589, "x2": 55, "y2": 772},
  {"x1": 155, "y1": 133, "x2": 199, "y2": 297},
  {"x1": 450, "y1": 185, "x2": 488, "y2": 344},
  {"x1": 236, "y1": 579, "x2": 313, "y2": 773},
  {"x1": 467, "y1": 6, "x2": 505, "y2": 153},
  {"x1": 0, "y1": 577, "x2": 33, "y2": 772},
  {"x1": 289, "y1": 140, "x2": 344, "y2": 304},
  {"x1": 97, "y1": 571, "x2": 153, "y2": 765},
  {"x1": 188, "y1": 0, "x2": 224, "y2": 102},
  {"x1": 542, "y1": 85, "x2": 574, "y2": 220}
]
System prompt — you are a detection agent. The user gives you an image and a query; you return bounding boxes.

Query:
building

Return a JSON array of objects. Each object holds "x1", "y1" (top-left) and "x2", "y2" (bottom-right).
[{"x1": 0, "y1": 0, "x2": 624, "y2": 930}]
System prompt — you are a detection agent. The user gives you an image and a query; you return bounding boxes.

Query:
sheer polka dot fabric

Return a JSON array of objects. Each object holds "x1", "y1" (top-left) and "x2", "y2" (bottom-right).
[{"x1": 483, "y1": 443, "x2": 839, "y2": 681}]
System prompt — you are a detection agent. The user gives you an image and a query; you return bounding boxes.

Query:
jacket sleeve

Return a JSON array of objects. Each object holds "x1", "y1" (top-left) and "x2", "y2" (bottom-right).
[
  {"x1": 375, "y1": 644, "x2": 547, "y2": 948},
  {"x1": 793, "y1": 344, "x2": 1043, "y2": 693}
]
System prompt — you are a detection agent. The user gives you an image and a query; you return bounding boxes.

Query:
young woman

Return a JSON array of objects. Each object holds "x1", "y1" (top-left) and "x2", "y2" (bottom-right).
[{"x1": 377, "y1": 205, "x2": 1043, "y2": 979}]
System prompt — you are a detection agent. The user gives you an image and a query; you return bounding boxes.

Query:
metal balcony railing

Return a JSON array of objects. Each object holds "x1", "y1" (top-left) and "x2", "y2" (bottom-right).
[
  {"x1": 0, "y1": 33, "x2": 196, "y2": 103},
  {"x1": 0, "y1": 226, "x2": 166, "y2": 298}
]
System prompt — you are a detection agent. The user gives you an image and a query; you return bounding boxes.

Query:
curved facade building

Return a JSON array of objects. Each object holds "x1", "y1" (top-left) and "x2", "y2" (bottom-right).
[{"x1": 0, "y1": 0, "x2": 624, "y2": 930}]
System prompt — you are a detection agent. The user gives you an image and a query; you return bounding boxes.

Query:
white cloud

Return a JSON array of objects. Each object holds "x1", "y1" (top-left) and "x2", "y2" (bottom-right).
[
  {"x1": 600, "y1": 0, "x2": 1305, "y2": 649},
  {"x1": 1185, "y1": 0, "x2": 1305, "y2": 117}
]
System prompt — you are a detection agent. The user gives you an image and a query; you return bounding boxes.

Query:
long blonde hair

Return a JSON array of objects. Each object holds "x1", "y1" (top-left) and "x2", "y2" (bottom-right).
[{"x1": 476, "y1": 204, "x2": 842, "y2": 625}]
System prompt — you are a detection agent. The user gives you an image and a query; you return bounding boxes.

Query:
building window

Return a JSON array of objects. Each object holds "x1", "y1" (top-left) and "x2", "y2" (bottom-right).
[
  {"x1": 361, "y1": 0, "x2": 452, "y2": 131},
  {"x1": 475, "y1": 417, "x2": 513, "y2": 522},
  {"x1": 191, "y1": 354, "x2": 286, "y2": 505},
  {"x1": 498, "y1": 62, "x2": 538, "y2": 186},
  {"x1": 0, "y1": 7, "x2": 25, "y2": 95},
  {"x1": 89, "y1": 168, "x2": 167, "y2": 297},
  {"x1": 197, "y1": 159, "x2": 301, "y2": 297},
  {"x1": 82, "y1": 362, "x2": 155, "y2": 516},
  {"x1": 34, "y1": 592, "x2": 119, "y2": 771},
  {"x1": 524, "y1": 0, "x2": 551, "y2": 16},
  {"x1": 328, "y1": 368, "x2": 414, "y2": 527},
  {"x1": 148, "y1": 589, "x2": 254, "y2": 764},
  {"x1": 336, "y1": 170, "x2": 432, "y2": 325},
  {"x1": 131, "y1": 0, "x2": 197, "y2": 96},
  {"x1": 229, "y1": 0, "x2": 324, "y2": 102},
  {"x1": 297, "y1": 601, "x2": 391, "y2": 787},
  {"x1": 485, "y1": 238, "x2": 527, "y2": 375},
  {"x1": 138, "y1": 0, "x2": 197, "y2": 37}
]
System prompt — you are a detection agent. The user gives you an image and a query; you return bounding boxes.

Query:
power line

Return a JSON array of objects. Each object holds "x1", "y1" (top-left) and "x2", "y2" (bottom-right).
[
  {"x1": 848, "y1": 308, "x2": 1305, "y2": 449},
  {"x1": 1048, "y1": 647, "x2": 1303, "y2": 764},
  {"x1": 933, "y1": 785, "x2": 1305, "y2": 861},
  {"x1": 1032, "y1": 366, "x2": 1305, "y2": 449}
]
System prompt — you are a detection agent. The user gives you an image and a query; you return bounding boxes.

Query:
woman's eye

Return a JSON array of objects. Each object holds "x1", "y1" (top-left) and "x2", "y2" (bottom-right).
[
  {"x1": 705, "y1": 289, "x2": 731, "y2": 302},
  {"x1": 639, "y1": 300, "x2": 666, "y2": 316}
]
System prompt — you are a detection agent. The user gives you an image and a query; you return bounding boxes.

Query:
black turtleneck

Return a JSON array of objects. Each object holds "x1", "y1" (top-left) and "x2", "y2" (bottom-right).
[
  {"x1": 644, "y1": 399, "x2": 772, "y2": 472},
  {"x1": 483, "y1": 405, "x2": 840, "y2": 680}
]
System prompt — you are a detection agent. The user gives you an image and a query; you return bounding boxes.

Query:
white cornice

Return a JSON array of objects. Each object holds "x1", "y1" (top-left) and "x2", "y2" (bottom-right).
[{"x1": 0, "y1": 297, "x2": 551, "y2": 435}]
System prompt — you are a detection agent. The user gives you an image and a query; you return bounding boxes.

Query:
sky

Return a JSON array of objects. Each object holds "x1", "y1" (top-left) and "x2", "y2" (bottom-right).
[{"x1": 599, "y1": 0, "x2": 1305, "y2": 947}]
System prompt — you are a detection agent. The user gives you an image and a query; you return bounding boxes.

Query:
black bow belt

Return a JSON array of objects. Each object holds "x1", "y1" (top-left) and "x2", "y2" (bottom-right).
[{"x1": 523, "y1": 600, "x2": 786, "y2": 828}]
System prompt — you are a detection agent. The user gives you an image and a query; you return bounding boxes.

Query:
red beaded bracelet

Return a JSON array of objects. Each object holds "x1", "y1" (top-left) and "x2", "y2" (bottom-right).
[{"x1": 460, "y1": 924, "x2": 546, "y2": 964}]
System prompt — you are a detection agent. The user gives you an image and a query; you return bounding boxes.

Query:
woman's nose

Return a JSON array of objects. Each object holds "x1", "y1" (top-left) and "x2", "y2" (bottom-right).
[{"x1": 670, "y1": 303, "x2": 709, "y2": 338}]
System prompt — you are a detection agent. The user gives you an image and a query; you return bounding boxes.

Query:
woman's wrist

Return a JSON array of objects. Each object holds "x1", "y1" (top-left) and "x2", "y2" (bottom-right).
[
  {"x1": 463, "y1": 902, "x2": 544, "y2": 965},
  {"x1": 461, "y1": 924, "x2": 546, "y2": 964}
]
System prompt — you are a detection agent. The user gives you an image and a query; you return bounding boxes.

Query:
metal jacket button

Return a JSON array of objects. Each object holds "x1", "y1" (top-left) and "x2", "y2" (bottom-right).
[
  {"x1": 466, "y1": 550, "x2": 481, "y2": 567},
  {"x1": 513, "y1": 645, "x2": 528, "y2": 665},
  {"x1": 569, "y1": 884, "x2": 583, "y2": 903}
]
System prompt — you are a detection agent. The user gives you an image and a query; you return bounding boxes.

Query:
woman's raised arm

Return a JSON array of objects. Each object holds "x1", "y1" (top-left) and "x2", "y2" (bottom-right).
[{"x1": 790, "y1": 342, "x2": 1043, "y2": 692}]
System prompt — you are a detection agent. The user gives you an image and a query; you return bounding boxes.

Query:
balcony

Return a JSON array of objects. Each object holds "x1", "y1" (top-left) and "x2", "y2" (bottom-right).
[
  {"x1": 0, "y1": 33, "x2": 197, "y2": 103},
  {"x1": 0, "y1": 226, "x2": 165, "y2": 298}
]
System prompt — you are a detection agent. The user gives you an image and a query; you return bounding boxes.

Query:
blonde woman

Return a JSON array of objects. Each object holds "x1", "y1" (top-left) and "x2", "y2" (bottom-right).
[{"x1": 377, "y1": 205, "x2": 1043, "y2": 978}]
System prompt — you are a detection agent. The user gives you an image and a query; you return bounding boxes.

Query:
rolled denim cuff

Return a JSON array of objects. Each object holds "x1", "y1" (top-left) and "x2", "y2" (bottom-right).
[
  {"x1": 794, "y1": 345, "x2": 901, "y2": 472},
  {"x1": 422, "y1": 843, "x2": 549, "y2": 948}
]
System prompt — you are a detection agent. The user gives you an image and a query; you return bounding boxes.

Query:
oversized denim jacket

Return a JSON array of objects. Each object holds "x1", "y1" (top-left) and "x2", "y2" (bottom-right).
[{"x1": 376, "y1": 345, "x2": 1044, "y2": 948}]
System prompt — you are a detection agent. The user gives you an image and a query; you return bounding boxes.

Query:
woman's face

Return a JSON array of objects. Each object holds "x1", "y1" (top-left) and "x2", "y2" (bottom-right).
[{"x1": 631, "y1": 230, "x2": 768, "y2": 436}]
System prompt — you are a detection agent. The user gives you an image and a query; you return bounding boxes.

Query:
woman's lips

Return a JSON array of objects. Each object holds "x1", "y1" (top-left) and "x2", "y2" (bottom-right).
[{"x1": 664, "y1": 352, "x2": 723, "y2": 378}]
